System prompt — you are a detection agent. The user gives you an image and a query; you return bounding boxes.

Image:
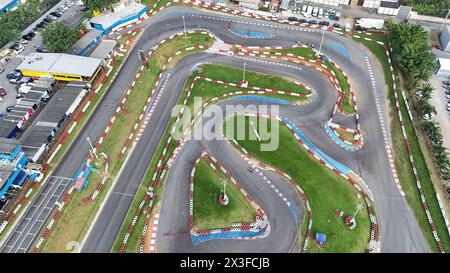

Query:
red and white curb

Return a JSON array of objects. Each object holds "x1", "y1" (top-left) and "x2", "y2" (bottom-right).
[{"x1": 189, "y1": 152, "x2": 268, "y2": 238}]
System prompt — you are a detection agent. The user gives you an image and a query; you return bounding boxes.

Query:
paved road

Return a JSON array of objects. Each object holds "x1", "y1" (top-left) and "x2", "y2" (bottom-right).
[
  {"x1": 82, "y1": 6, "x2": 429, "y2": 253},
  {"x1": 1, "y1": 5, "x2": 430, "y2": 253}
]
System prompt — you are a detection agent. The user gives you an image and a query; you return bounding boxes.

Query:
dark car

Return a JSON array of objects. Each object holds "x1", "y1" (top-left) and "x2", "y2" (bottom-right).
[
  {"x1": 6, "y1": 71, "x2": 21, "y2": 79},
  {"x1": 288, "y1": 17, "x2": 299, "y2": 21},
  {"x1": 299, "y1": 18, "x2": 307, "y2": 23},
  {"x1": 0, "y1": 87, "x2": 6, "y2": 97},
  {"x1": 6, "y1": 105, "x2": 14, "y2": 112},
  {"x1": 308, "y1": 20, "x2": 318, "y2": 25},
  {"x1": 319, "y1": 21, "x2": 330, "y2": 26},
  {"x1": 333, "y1": 23, "x2": 341, "y2": 29},
  {"x1": 36, "y1": 46, "x2": 48, "y2": 53},
  {"x1": 22, "y1": 32, "x2": 35, "y2": 41},
  {"x1": 43, "y1": 17, "x2": 53, "y2": 23},
  {"x1": 50, "y1": 12, "x2": 61, "y2": 17},
  {"x1": 16, "y1": 93, "x2": 24, "y2": 99}
]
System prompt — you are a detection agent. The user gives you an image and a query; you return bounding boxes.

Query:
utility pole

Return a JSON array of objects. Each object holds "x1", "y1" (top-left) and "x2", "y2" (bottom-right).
[
  {"x1": 318, "y1": 29, "x2": 325, "y2": 55},
  {"x1": 352, "y1": 203, "x2": 364, "y2": 219},
  {"x1": 440, "y1": 9, "x2": 450, "y2": 30}
]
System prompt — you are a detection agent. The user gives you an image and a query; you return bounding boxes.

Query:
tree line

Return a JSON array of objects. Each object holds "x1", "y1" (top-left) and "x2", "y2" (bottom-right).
[
  {"x1": 404, "y1": 0, "x2": 450, "y2": 18},
  {"x1": 389, "y1": 22, "x2": 450, "y2": 182}
]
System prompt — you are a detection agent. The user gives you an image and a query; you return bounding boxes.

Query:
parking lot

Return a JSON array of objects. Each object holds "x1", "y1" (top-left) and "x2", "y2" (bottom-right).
[
  {"x1": 0, "y1": 0, "x2": 83, "y2": 115},
  {"x1": 429, "y1": 75, "x2": 450, "y2": 154}
]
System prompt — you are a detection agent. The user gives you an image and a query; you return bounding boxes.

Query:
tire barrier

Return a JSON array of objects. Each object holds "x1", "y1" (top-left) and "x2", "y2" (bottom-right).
[
  {"x1": 226, "y1": 113, "x2": 379, "y2": 252},
  {"x1": 189, "y1": 152, "x2": 269, "y2": 244},
  {"x1": 353, "y1": 33, "x2": 447, "y2": 253}
]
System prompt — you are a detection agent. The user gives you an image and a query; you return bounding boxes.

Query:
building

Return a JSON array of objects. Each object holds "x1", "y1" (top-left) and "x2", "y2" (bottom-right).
[
  {"x1": 378, "y1": 0, "x2": 400, "y2": 16},
  {"x1": 69, "y1": 29, "x2": 104, "y2": 56},
  {"x1": 269, "y1": 0, "x2": 279, "y2": 11},
  {"x1": 89, "y1": 39, "x2": 117, "y2": 63},
  {"x1": 0, "y1": 0, "x2": 19, "y2": 14},
  {"x1": 436, "y1": 58, "x2": 450, "y2": 78},
  {"x1": 17, "y1": 53, "x2": 103, "y2": 82},
  {"x1": 0, "y1": 144, "x2": 39, "y2": 210},
  {"x1": 238, "y1": 0, "x2": 261, "y2": 10},
  {"x1": 89, "y1": 0, "x2": 148, "y2": 33},
  {"x1": 279, "y1": 0, "x2": 289, "y2": 10},
  {"x1": 302, "y1": 0, "x2": 349, "y2": 7},
  {"x1": 440, "y1": 25, "x2": 450, "y2": 53}
]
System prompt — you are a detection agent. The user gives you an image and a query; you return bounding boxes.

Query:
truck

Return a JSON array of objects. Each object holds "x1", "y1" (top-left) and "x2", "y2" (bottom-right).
[
  {"x1": 306, "y1": 6, "x2": 313, "y2": 18},
  {"x1": 355, "y1": 18, "x2": 385, "y2": 30},
  {"x1": 312, "y1": 6, "x2": 319, "y2": 17}
]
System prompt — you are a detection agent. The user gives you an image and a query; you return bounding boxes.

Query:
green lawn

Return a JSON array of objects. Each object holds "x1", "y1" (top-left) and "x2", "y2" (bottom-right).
[
  {"x1": 192, "y1": 158, "x2": 257, "y2": 231},
  {"x1": 225, "y1": 115, "x2": 371, "y2": 253},
  {"x1": 354, "y1": 35, "x2": 450, "y2": 252},
  {"x1": 112, "y1": 63, "x2": 314, "y2": 252}
]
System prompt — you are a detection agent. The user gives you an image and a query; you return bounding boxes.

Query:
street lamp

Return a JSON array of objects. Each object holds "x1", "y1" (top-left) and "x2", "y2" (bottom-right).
[
  {"x1": 86, "y1": 135, "x2": 98, "y2": 159},
  {"x1": 243, "y1": 62, "x2": 246, "y2": 82},
  {"x1": 352, "y1": 202, "x2": 364, "y2": 219},
  {"x1": 318, "y1": 29, "x2": 325, "y2": 55},
  {"x1": 440, "y1": 9, "x2": 450, "y2": 31},
  {"x1": 182, "y1": 15, "x2": 187, "y2": 37}
]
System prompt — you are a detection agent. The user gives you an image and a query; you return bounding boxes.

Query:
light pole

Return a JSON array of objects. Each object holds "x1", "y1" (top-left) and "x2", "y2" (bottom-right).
[
  {"x1": 86, "y1": 135, "x2": 98, "y2": 159},
  {"x1": 352, "y1": 202, "x2": 364, "y2": 219},
  {"x1": 440, "y1": 9, "x2": 450, "y2": 30},
  {"x1": 182, "y1": 15, "x2": 187, "y2": 37},
  {"x1": 222, "y1": 178, "x2": 227, "y2": 196},
  {"x1": 318, "y1": 29, "x2": 325, "y2": 55},
  {"x1": 243, "y1": 62, "x2": 246, "y2": 82}
]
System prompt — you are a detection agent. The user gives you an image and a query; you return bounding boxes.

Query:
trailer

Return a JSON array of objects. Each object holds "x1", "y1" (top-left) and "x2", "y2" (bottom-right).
[{"x1": 355, "y1": 18, "x2": 385, "y2": 30}]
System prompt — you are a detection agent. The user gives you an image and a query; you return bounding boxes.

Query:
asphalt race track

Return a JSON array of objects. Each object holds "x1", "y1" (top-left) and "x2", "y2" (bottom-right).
[{"x1": 1, "y1": 5, "x2": 430, "y2": 253}]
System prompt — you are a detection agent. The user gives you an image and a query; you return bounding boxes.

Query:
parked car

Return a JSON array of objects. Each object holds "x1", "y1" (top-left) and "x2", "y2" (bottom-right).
[
  {"x1": 6, "y1": 105, "x2": 14, "y2": 112},
  {"x1": 299, "y1": 18, "x2": 307, "y2": 23},
  {"x1": 0, "y1": 87, "x2": 6, "y2": 97},
  {"x1": 442, "y1": 80, "x2": 450, "y2": 85},
  {"x1": 288, "y1": 17, "x2": 299, "y2": 21},
  {"x1": 36, "y1": 46, "x2": 48, "y2": 53},
  {"x1": 6, "y1": 70, "x2": 21, "y2": 80},
  {"x1": 319, "y1": 21, "x2": 329, "y2": 26},
  {"x1": 50, "y1": 12, "x2": 61, "y2": 17},
  {"x1": 0, "y1": 67, "x2": 4, "y2": 74},
  {"x1": 308, "y1": 20, "x2": 318, "y2": 25},
  {"x1": 333, "y1": 23, "x2": 341, "y2": 29}
]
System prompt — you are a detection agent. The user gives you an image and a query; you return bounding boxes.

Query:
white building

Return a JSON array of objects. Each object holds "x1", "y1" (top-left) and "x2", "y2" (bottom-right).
[
  {"x1": 362, "y1": 0, "x2": 400, "y2": 16},
  {"x1": 440, "y1": 25, "x2": 450, "y2": 53},
  {"x1": 238, "y1": 0, "x2": 261, "y2": 10},
  {"x1": 302, "y1": 0, "x2": 350, "y2": 7},
  {"x1": 436, "y1": 58, "x2": 450, "y2": 78}
]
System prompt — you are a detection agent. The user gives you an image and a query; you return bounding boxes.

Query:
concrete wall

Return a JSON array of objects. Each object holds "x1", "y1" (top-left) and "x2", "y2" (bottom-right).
[{"x1": 440, "y1": 27, "x2": 450, "y2": 52}]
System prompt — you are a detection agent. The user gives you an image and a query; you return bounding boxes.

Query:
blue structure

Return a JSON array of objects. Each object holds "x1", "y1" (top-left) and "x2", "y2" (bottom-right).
[
  {"x1": 440, "y1": 25, "x2": 450, "y2": 53},
  {"x1": 315, "y1": 232, "x2": 327, "y2": 244},
  {"x1": 0, "y1": 0, "x2": 19, "y2": 14},
  {"x1": 89, "y1": 4, "x2": 147, "y2": 34},
  {"x1": 0, "y1": 145, "x2": 38, "y2": 200}
]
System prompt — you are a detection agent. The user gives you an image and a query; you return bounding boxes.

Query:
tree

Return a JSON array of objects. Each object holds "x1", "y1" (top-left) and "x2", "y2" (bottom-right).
[
  {"x1": 41, "y1": 22, "x2": 80, "y2": 53},
  {"x1": 417, "y1": 83, "x2": 434, "y2": 100},
  {"x1": 85, "y1": 0, "x2": 120, "y2": 12},
  {"x1": 388, "y1": 23, "x2": 436, "y2": 82},
  {"x1": 415, "y1": 99, "x2": 436, "y2": 117}
]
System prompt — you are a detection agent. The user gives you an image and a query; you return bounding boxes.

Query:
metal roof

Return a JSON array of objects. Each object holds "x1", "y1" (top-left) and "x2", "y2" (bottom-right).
[
  {"x1": 90, "y1": 2, "x2": 146, "y2": 29},
  {"x1": 69, "y1": 29, "x2": 103, "y2": 54},
  {"x1": 438, "y1": 58, "x2": 450, "y2": 71},
  {"x1": 17, "y1": 53, "x2": 102, "y2": 77},
  {"x1": 89, "y1": 39, "x2": 117, "y2": 60}
]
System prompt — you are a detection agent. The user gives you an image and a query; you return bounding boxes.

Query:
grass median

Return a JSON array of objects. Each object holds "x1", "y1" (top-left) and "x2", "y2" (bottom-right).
[
  {"x1": 354, "y1": 35, "x2": 450, "y2": 252},
  {"x1": 192, "y1": 158, "x2": 257, "y2": 231},
  {"x1": 224, "y1": 115, "x2": 371, "y2": 253}
]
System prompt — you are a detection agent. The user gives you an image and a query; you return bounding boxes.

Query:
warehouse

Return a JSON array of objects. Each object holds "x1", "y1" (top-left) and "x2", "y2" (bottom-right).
[{"x1": 17, "y1": 53, "x2": 103, "y2": 82}]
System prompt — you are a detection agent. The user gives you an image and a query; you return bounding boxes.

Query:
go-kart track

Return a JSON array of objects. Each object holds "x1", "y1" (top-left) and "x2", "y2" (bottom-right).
[{"x1": 1, "y1": 5, "x2": 430, "y2": 253}]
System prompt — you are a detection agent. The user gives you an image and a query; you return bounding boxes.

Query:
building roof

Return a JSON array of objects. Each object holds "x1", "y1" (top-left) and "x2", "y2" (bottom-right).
[
  {"x1": 90, "y1": 2, "x2": 146, "y2": 29},
  {"x1": 0, "y1": 0, "x2": 17, "y2": 12},
  {"x1": 238, "y1": 0, "x2": 260, "y2": 4},
  {"x1": 69, "y1": 29, "x2": 103, "y2": 55},
  {"x1": 17, "y1": 53, "x2": 102, "y2": 77},
  {"x1": 380, "y1": 0, "x2": 399, "y2": 8},
  {"x1": 89, "y1": 39, "x2": 117, "y2": 60},
  {"x1": 438, "y1": 58, "x2": 450, "y2": 71}
]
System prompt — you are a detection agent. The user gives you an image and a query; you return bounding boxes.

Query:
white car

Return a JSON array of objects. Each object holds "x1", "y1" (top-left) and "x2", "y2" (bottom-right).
[
  {"x1": 19, "y1": 39, "x2": 28, "y2": 45},
  {"x1": 14, "y1": 46, "x2": 24, "y2": 55}
]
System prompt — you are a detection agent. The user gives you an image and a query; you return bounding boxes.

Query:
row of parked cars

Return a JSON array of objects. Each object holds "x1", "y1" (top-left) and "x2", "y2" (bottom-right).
[
  {"x1": 288, "y1": 16, "x2": 341, "y2": 29},
  {"x1": 442, "y1": 81, "x2": 450, "y2": 112}
]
